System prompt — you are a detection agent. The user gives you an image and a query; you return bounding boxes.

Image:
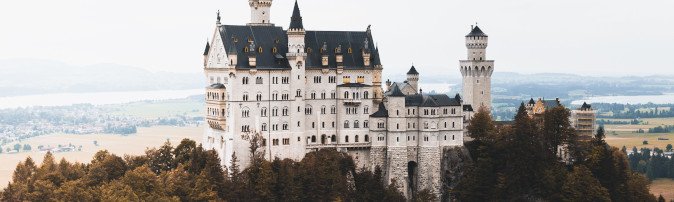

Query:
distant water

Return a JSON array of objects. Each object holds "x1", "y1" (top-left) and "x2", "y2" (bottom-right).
[
  {"x1": 0, "y1": 89, "x2": 204, "y2": 109},
  {"x1": 572, "y1": 94, "x2": 674, "y2": 105}
]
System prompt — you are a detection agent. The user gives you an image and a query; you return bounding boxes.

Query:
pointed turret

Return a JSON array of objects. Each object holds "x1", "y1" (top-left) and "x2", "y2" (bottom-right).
[
  {"x1": 466, "y1": 25, "x2": 488, "y2": 37},
  {"x1": 407, "y1": 66, "x2": 419, "y2": 75},
  {"x1": 289, "y1": 0, "x2": 304, "y2": 30},
  {"x1": 203, "y1": 41, "x2": 210, "y2": 56}
]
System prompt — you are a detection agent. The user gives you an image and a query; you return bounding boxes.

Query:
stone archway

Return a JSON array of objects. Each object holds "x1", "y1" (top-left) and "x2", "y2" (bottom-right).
[{"x1": 408, "y1": 161, "x2": 419, "y2": 198}]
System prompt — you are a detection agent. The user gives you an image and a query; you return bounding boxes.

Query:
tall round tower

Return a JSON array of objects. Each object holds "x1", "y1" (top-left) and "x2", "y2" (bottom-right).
[
  {"x1": 460, "y1": 25, "x2": 494, "y2": 111},
  {"x1": 248, "y1": 0, "x2": 273, "y2": 25},
  {"x1": 406, "y1": 65, "x2": 419, "y2": 93}
]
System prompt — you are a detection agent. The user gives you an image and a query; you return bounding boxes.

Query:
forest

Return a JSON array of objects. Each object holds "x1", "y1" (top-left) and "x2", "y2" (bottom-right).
[
  {"x1": 454, "y1": 105, "x2": 659, "y2": 202},
  {"x1": 1, "y1": 104, "x2": 667, "y2": 201},
  {"x1": 627, "y1": 147, "x2": 674, "y2": 180}
]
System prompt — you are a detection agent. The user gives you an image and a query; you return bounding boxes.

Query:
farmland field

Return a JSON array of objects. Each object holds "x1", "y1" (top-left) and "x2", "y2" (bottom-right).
[
  {"x1": 650, "y1": 178, "x2": 674, "y2": 201},
  {"x1": 0, "y1": 126, "x2": 203, "y2": 189},
  {"x1": 603, "y1": 118, "x2": 674, "y2": 149}
]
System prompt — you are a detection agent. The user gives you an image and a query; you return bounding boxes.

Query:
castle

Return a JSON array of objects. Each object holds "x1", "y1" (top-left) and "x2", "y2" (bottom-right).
[{"x1": 201, "y1": 0, "x2": 493, "y2": 197}]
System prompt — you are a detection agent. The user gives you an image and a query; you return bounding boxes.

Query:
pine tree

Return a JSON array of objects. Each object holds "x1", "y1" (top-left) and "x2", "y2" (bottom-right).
[
  {"x1": 467, "y1": 106, "x2": 496, "y2": 142},
  {"x1": 561, "y1": 165, "x2": 610, "y2": 202}
]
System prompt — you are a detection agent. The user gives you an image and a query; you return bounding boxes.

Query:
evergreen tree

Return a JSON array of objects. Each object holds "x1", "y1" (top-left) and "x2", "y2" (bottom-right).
[
  {"x1": 561, "y1": 165, "x2": 611, "y2": 202},
  {"x1": 467, "y1": 106, "x2": 496, "y2": 142}
]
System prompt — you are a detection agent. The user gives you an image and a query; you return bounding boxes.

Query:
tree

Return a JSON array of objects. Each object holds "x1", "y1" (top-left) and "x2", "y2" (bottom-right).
[
  {"x1": 666, "y1": 144, "x2": 673, "y2": 152},
  {"x1": 467, "y1": 106, "x2": 496, "y2": 142},
  {"x1": 595, "y1": 125, "x2": 606, "y2": 145},
  {"x1": 23, "y1": 144, "x2": 31, "y2": 151},
  {"x1": 542, "y1": 106, "x2": 574, "y2": 157},
  {"x1": 13, "y1": 144, "x2": 21, "y2": 152},
  {"x1": 146, "y1": 140, "x2": 175, "y2": 174},
  {"x1": 561, "y1": 165, "x2": 610, "y2": 202}
]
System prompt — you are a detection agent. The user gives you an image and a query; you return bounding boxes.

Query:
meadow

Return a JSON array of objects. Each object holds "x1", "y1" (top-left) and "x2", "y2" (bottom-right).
[
  {"x1": 603, "y1": 117, "x2": 674, "y2": 150},
  {"x1": 0, "y1": 126, "x2": 203, "y2": 189}
]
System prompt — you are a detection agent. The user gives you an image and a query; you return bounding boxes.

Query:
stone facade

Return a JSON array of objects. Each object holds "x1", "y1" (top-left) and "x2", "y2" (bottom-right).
[{"x1": 201, "y1": 1, "x2": 494, "y2": 199}]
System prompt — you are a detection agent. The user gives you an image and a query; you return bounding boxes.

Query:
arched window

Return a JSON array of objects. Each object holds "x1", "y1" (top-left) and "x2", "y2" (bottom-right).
[
  {"x1": 344, "y1": 91, "x2": 349, "y2": 99},
  {"x1": 364, "y1": 91, "x2": 369, "y2": 99},
  {"x1": 354, "y1": 120, "x2": 359, "y2": 128},
  {"x1": 311, "y1": 136, "x2": 316, "y2": 143},
  {"x1": 365, "y1": 135, "x2": 369, "y2": 142},
  {"x1": 344, "y1": 121, "x2": 350, "y2": 128},
  {"x1": 345, "y1": 136, "x2": 350, "y2": 143},
  {"x1": 355, "y1": 135, "x2": 359, "y2": 142}
]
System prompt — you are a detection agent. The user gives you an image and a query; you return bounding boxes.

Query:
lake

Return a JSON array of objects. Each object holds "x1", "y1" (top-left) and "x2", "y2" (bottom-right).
[
  {"x1": 0, "y1": 89, "x2": 203, "y2": 109},
  {"x1": 572, "y1": 94, "x2": 674, "y2": 105}
]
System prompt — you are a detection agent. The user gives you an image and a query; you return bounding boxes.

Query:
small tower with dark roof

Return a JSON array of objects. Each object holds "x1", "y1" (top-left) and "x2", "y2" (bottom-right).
[
  {"x1": 406, "y1": 65, "x2": 419, "y2": 94},
  {"x1": 203, "y1": 41, "x2": 210, "y2": 67},
  {"x1": 460, "y1": 24, "x2": 494, "y2": 111}
]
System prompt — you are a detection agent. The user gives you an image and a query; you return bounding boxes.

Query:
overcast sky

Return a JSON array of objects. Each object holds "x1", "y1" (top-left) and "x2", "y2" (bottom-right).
[{"x1": 1, "y1": 0, "x2": 673, "y2": 78}]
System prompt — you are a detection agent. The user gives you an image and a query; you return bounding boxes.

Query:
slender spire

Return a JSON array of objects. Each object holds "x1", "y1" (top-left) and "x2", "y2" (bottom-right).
[
  {"x1": 203, "y1": 41, "x2": 210, "y2": 56},
  {"x1": 289, "y1": 0, "x2": 304, "y2": 30}
]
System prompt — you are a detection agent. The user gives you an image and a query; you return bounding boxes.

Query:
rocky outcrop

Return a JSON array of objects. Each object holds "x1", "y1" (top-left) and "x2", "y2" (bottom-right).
[{"x1": 441, "y1": 146, "x2": 473, "y2": 201}]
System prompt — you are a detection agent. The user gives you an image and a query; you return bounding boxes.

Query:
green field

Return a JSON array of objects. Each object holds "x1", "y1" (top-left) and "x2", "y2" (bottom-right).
[
  {"x1": 103, "y1": 97, "x2": 204, "y2": 118},
  {"x1": 603, "y1": 118, "x2": 674, "y2": 150}
]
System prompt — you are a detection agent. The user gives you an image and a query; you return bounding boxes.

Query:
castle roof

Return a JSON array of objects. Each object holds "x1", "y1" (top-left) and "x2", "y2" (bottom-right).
[
  {"x1": 208, "y1": 83, "x2": 226, "y2": 89},
  {"x1": 370, "y1": 102, "x2": 389, "y2": 117},
  {"x1": 203, "y1": 41, "x2": 210, "y2": 55},
  {"x1": 528, "y1": 98, "x2": 535, "y2": 105},
  {"x1": 387, "y1": 85, "x2": 406, "y2": 97},
  {"x1": 407, "y1": 65, "x2": 419, "y2": 75},
  {"x1": 466, "y1": 25, "x2": 488, "y2": 37},
  {"x1": 289, "y1": 0, "x2": 303, "y2": 30},
  {"x1": 580, "y1": 102, "x2": 592, "y2": 110},
  {"x1": 542, "y1": 99, "x2": 561, "y2": 109},
  {"x1": 217, "y1": 25, "x2": 382, "y2": 70},
  {"x1": 405, "y1": 94, "x2": 461, "y2": 107}
]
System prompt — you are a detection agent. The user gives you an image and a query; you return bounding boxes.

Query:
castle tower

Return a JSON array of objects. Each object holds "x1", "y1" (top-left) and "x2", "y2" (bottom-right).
[
  {"x1": 286, "y1": 0, "x2": 308, "y2": 157},
  {"x1": 460, "y1": 25, "x2": 493, "y2": 111},
  {"x1": 248, "y1": 0, "x2": 273, "y2": 25},
  {"x1": 406, "y1": 66, "x2": 419, "y2": 94}
]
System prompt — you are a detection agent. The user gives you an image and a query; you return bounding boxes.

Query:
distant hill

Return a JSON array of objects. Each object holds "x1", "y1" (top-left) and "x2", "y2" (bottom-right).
[{"x1": 0, "y1": 59, "x2": 203, "y2": 96}]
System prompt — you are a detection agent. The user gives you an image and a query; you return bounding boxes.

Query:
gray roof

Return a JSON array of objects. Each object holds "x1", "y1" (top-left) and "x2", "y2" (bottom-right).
[
  {"x1": 289, "y1": 0, "x2": 303, "y2": 30},
  {"x1": 580, "y1": 102, "x2": 592, "y2": 110},
  {"x1": 466, "y1": 26, "x2": 488, "y2": 37},
  {"x1": 370, "y1": 102, "x2": 388, "y2": 117},
  {"x1": 528, "y1": 98, "x2": 535, "y2": 105},
  {"x1": 407, "y1": 66, "x2": 419, "y2": 75},
  {"x1": 208, "y1": 83, "x2": 226, "y2": 89},
  {"x1": 542, "y1": 99, "x2": 561, "y2": 109},
  {"x1": 203, "y1": 41, "x2": 210, "y2": 55},
  {"x1": 388, "y1": 85, "x2": 406, "y2": 97},
  {"x1": 218, "y1": 25, "x2": 382, "y2": 70},
  {"x1": 463, "y1": 104, "x2": 473, "y2": 112},
  {"x1": 405, "y1": 94, "x2": 461, "y2": 107},
  {"x1": 219, "y1": 25, "x2": 291, "y2": 69}
]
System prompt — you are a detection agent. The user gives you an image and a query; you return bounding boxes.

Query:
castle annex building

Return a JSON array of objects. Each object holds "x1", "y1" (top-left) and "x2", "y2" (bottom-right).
[{"x1": 201, "y1": 0, "x2": 494, "y2": 197}]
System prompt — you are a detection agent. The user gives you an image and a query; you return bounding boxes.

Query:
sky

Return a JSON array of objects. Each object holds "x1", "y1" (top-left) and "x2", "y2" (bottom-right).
[{"x1": 1, "y1": 0, "x2": 673, "y2": 78}]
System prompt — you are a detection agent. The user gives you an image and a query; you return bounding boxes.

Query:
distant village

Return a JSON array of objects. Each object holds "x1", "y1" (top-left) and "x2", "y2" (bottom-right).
[{"x1": 0, "y1": 104, "x2": 201, "y2": 152}]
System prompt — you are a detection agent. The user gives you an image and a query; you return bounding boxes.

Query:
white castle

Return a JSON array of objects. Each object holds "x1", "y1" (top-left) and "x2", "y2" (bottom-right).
[{"x1": 202, "y1": 0, "x2": 493, "y2": 197}]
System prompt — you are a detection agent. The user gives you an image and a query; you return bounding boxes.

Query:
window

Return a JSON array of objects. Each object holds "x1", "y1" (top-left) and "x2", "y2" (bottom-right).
[
  {"x1": 331, "y1": 91, "x2": 336, "y2": 99},
  {"x1": 364, "y1": 120, "x2": 369, "y2": 128},
  {"x1": 242, "y1": 93, "x2": 249, "y2": 101},
  {"x1": 283, "y1": 138, "x2": 290, "y2": 145},
  {"x1": 283, "y1": 123, "x2": 289, "y2": 130},
  {"x1": 311, "y1": 92, "x2": 316, "y2": 99},
  {"x1": 329, "y1": 76, "x2": 336, "y2": 83},
  {"x1": 256, "y1": 77, "x2": 263, "y2": 84},
  {"x1": 305, "y1": 106, "x2": 313, "y2": 115},
  {"x1": 331, "y1": 106, "x2": 336, "y2": 114},
  {"x1": 261, "y1": 107, "x2": 268, "y2": 117},
  {"x1": 241, "y1": 125, "x2": 250, "y2": 132},
  {"x1": 312, "y1": 122, "x2": 315, "y2": 128},
  {"x1": 321, "y1": 106, "x2": 326, "y2": 114},
  {"x1": 272, "y1": 139, "x2": 279, "y2": 146},
  {"x1": 364, "y1": 135, "x2": 369, "y2": 142},
  {"x1": 256, "y1": 93, "x2": 262, "y2": 101},
  {"x1": 345, "y1": 136, "x2": 350, "y2": 143},
  {"x1": 311, "y1": 136, "x2": 316, "y2": 143},
  {"x1": 321, "y1": 92, "x2": 326, "y2": 99},
  {"x1": 354, "y1": 120, "x2": 359, "y2": 128},
  {"x1": 283, "y1": 107, "x2": 289, "y2": 116},
  {"x1": 242, "y1": 77, "x2": 249, "y2": 84},
  {"x1": 242, "y1": 109, "x2": 250, "y2": 118},
  {"x1": 355, "y1": 135, "x2": 359, "y2": 142},
  {"x1": 296, "y1": 89, "x2": 302, "y2": 97},
  {"x1": 357, "y1": 76, "x2": 365, "y2": 83},
  {"x1": 364, "y1": 91, "x2": 369, "y2": 99},
  {"x1": 452, "y1": 122, "x2": 456, "y2": 128},
  {"x1": 262, "y1": 123, "x2": 267, "y2": 131},
  {"x1": 343, "y1": 76, "x2": 351, "y2": 83},
  {"x1": 344, "y1": 121, "x2": 350, "y2": 128},
  {"x1": 344, "y1": 91, "x2": 349, "y2": 99},
  {"x1": 364, "y1": 106, "x2": 369, "y2": 114}
]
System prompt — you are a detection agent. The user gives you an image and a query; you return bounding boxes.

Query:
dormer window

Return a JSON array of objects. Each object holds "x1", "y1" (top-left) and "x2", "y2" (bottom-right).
[
  {"x1": 272, "y1": 47, "x2": 278, "y2": 53},
  {"x1": 348, "y1": 47, "x2": 353, "y2": 54},
  {"x1": 244, "y1": 47, "x2": 249, "y2": 52},
  {"x1": 307, "y1": 48, "x2": 312, "y2": 53},
  {"x1": 258, "y1": 47, "x2": 263, "y2": 53}
]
